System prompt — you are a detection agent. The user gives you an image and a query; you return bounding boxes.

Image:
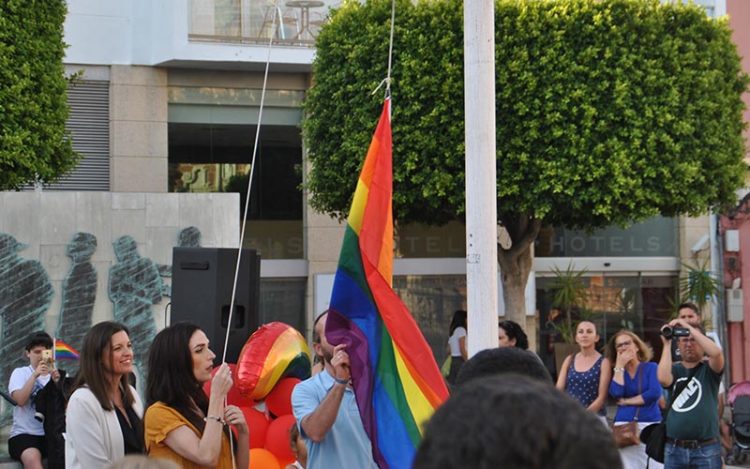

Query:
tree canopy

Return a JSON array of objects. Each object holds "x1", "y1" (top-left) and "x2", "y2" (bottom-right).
[
  {"x1": 305, "y1": 0, "x2": 747, "y2": 229},
  {"x1": 304, "y1": 0, "x2": 749, "y2": 321},
  {"x1": 0, "y1": 0, "x2": 77, "y2": 190}
]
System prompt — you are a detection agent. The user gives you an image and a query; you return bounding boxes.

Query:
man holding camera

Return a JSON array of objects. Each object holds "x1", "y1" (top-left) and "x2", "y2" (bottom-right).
[{"x1": 657, "y1": 319, "x2": 724, "y2": 469}]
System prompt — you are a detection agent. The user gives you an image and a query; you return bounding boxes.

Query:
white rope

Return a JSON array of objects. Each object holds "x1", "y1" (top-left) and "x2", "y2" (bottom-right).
[
  {"x1": 221, "y1": 3, "x2": 280, "y2": 467},
  {"x1": 222, "y1": 0, "x2": 278, "y2": 367},
  {"x1": 386, "y1": 0, "x2": 395, "y2": 99},
  {"x1": 371, "y1": 0, "x2": 396, "y2": 104}
]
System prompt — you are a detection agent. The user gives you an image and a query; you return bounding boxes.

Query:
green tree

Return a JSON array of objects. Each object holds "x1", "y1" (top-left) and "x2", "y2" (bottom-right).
[
  {"x1": 0, "y1": 0, "x2": 77, "y2": 190},
  {"x1": 304, "y1": 0, "x2": 748, "y2": 325}
]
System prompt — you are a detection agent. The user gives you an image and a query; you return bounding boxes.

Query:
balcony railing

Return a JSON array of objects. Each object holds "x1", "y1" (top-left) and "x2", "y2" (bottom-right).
[{"x1": 189, "y1": 0, "x2": 338, "y2": 46}]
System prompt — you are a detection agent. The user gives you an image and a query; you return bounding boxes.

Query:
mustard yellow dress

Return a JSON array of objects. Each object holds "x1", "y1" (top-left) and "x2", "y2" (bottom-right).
[{"x1": 144, "y1": 401, "x2": 234, "y2": 469}]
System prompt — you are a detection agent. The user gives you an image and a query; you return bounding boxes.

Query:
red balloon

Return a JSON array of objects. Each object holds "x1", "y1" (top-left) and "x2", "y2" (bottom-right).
[
  {"x1": 202, "y1": 363, "x2": 252, "y2": 407},
  {"x1": 237, "y1": 407, "x2": 270, "y2": 449},
  {"x1": 264, "y1": 414, "x2": 297, "y2": 467},
  {"x1": 249, "y1": 448, "x2": 280, "y2": 469},
  {"x1": 266, "y1": 378, "x2": 301, "y2": 418}
]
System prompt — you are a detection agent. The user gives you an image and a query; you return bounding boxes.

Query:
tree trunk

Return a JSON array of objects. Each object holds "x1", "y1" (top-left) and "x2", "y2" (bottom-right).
[
  {"x1": 497, "y1": 215, "x2": 542, "y2": 326},
  {"x1": 498, "y1": 242, "x2": 532, "y2": 325}
]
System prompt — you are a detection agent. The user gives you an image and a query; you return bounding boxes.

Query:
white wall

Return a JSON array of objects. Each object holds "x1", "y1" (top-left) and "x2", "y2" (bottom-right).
[
  {"x1": 64, "y1": 0, "x2": 315, "y2": 67},
  {"x1": 0, "y1": 191, "x2": 239, "y2": 329}
]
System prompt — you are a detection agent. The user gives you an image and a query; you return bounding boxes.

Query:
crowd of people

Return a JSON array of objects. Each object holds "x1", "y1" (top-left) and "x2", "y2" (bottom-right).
[
  {"x1": 5, "y1": 301, "x2": 729, "y2": 468},
  {"x1": 7, "y1": 321, "x2": 251, "y2": 469},
  {"x1": 439, "y1": 303, "x2": 727, "y2": 469}
]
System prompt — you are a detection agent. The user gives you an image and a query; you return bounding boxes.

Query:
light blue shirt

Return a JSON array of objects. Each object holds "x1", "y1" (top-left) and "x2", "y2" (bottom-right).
[{"x1": 292, "y1": 370, "x2": 377, "y2": 469}]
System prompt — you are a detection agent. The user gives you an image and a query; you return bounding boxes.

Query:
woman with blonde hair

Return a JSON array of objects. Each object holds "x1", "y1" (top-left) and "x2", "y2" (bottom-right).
[{"x1": 606, "y1": 329, "x2": 662, "y2": 469}]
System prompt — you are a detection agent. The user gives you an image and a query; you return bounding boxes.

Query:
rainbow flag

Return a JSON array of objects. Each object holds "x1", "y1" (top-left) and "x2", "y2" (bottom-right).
[
  {"x1": 326, "y1": 99, "x2": 449, "y2": 468},
  {"x1": 54, "y1": 339, "x2": 80, "y2": 360}
]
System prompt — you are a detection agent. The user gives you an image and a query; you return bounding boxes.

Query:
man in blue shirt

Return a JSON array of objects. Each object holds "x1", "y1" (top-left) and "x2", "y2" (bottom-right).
[
  {"x1": 657, "y1": 319, "x2": 724, "y2": 469},
  {"x1": 291, "y1": 311, "x2": 377, "y2": 469}
]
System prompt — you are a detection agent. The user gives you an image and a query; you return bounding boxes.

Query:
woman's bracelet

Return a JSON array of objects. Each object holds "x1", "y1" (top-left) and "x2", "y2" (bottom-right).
[
  {"x1": 613, "y1": 367, "x2": 625, "y2": 373},
  {"x1": 204, "y1": 415, "x2": 225, "y2": 425}
]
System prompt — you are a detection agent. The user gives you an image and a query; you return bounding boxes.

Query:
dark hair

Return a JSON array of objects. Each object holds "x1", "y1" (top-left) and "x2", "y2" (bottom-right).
[
  {"x1": 146, "y1": 322, "x2": 231, "y2": 445},
  {"x1": 146, "y1": 323, "x2": 207, "y2": 429},
  {"x1": 414, "y1": 374, "x2": 621, "y2": 469},
  {"x1": 498, "y1": 320, "x2": 529, "y2": 350},
  {"x1": 312, "y1": 311, "x2": 329, "y2": 344},
  {"x1": 455, "y1": 347, "x2": 551, "y2": 387},
  {"x1": 449, "y1": 310, "x2": 467, "y2": 336},
  {"x1": 74, "y1": 321, "x2": 134, "y2": 411},
  {"x1": 25, "y1": 331, "x2": 53, "y2": 351},
  {"x1": 677, "y1": 302, "x2": 700, "y2": 317}
]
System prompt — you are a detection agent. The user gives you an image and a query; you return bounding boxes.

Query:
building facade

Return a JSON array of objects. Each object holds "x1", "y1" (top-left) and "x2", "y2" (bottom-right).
[
  {"x1": 1, "y1": 3, "x2": 747, "y2": 439},
  {"x1": 54, "y1": 0, "x2": 747, "y2": 370}
]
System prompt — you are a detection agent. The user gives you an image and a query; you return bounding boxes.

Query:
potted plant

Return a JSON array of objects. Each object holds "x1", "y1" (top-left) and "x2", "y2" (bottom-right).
[
  {"x1": 676, "y1": 259, "x2": 722, "y2": 326},
  {"x1": 548, "y1": 264, "x2": 590, "y2": 376}
]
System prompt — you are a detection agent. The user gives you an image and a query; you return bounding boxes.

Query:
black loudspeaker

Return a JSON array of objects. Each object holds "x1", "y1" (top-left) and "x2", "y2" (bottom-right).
[{"x1": 171, "y1": 247, "x2": 261, "y2": 364}]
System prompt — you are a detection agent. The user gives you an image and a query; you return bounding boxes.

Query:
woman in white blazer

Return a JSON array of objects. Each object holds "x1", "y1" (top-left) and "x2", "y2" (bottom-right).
[{"x1": 65, "y1": 322, "x2": 144, "y2": 468}]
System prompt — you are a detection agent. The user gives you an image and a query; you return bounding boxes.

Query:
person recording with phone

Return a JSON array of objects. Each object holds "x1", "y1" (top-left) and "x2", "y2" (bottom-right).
[
  {"x1": 7, "y1": 331, "x2": 60, "y2": 469},
  {"x1": 657, "y1": 318, "x2": 724, "y2": 468}
]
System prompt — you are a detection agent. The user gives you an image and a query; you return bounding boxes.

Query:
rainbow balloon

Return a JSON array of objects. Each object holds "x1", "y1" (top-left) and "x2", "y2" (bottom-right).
[{"x1": 236, "y1": 322, "x2": 311, "y2": 400}]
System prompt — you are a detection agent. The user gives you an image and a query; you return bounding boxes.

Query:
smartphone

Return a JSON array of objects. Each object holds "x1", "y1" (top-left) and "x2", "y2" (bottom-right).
[{"x1": 41, "y1": 349, "x2": 54, "y2": 365}]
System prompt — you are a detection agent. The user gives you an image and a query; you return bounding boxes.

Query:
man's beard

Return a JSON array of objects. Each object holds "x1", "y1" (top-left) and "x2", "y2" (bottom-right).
[{"x1": 318, "y1": 347, "x2": 333, "y2": 365}]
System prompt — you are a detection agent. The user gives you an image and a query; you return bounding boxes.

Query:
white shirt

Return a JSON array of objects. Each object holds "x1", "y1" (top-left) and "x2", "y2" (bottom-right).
[
  {"x1": 9, "y1": 365, "x2": 50, "y2": 438},
  {"x1": 65, "y1": 385, "x2": 143, "y2": 469},
  {"x1": 448, "y1": 327, "x2": 467, "y2": 357}
]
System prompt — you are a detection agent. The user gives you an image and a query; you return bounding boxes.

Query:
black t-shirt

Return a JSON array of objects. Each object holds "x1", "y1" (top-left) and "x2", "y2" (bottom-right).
[{"x1": 115, "y1": 404, "x2": 144, "y2": 454}]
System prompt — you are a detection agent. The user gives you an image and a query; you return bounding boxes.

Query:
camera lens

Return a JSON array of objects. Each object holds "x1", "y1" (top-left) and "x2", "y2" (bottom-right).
[{"x1": 661, "y1": 326, "x2": 673, "y2": 340}]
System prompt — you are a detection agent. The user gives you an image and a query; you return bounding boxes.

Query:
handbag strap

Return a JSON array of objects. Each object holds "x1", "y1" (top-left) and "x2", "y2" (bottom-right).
[{"x1": 633, "y1": 362, "x2": 643, "y2": 421}]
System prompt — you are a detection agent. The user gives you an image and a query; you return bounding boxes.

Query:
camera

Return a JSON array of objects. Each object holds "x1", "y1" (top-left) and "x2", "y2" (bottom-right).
[{"x1": 661, "y1": 326, "x2": 690, "y2": 340}]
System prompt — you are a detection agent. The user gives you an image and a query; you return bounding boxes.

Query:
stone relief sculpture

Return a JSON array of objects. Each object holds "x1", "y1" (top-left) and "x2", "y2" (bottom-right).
[
  {"x1": 0, "y1": 227, "x2": 202, "y2": 413},
  {"x1": 108, "y1": 235, "x2": 163, "y2": 379},
  {"x1": 0, "y1": 233, "x2": 53, "y2": 424},
  {"x1": 55, "y1": 233, "x2": 98, "y2": 376},
  {"x1": 178, "y1": 226, "x2": 202, "y2": 248}
]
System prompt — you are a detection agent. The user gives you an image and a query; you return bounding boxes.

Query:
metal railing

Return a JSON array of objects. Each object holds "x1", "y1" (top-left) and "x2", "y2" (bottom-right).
[{"x1": 189, "y1": 0, "x2": 336, "y2": 46}]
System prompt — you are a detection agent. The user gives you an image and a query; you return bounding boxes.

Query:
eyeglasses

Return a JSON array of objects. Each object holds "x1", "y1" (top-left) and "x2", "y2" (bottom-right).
[
  {"x1": 615, "y1": 340, "x2": 633, "y2": 349},
  {"x1": 678, "y1": 337, "x2": 696, "y2": 344}
]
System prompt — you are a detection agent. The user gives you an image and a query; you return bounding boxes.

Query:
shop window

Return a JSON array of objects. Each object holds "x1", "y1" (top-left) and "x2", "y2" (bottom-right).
[
  {"x1": 537, "y1": 274, "x2": 677, "y2": 380},
  {"x1": 259, "y1": 277, "x2": 306, "y2": 332},
  {"x1": 168, "y1": 122, "x2": 303, "y2": 259},
  {"x1": 392, "y1": 275, "x2": 467, "y2": 365}
]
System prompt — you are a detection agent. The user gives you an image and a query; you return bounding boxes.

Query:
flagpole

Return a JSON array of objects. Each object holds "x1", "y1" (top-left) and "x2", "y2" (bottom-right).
[{"x1": 464, "y1": 0, "x2": 498, "y2": 356}]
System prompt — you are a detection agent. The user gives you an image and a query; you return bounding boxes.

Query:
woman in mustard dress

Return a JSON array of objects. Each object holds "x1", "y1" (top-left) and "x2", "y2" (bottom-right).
[{"x1": 144, "y1": 322, "x2": 249, "y2": 468}]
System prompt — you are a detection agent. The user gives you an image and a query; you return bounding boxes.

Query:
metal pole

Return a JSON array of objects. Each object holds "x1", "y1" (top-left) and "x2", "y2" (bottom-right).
[{"x1": 464, "y1": 0, "x2": 498, "y2": 356}]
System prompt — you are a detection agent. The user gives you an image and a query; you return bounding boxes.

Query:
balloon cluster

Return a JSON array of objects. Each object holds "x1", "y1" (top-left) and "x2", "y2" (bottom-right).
[{"x1": 205, "y1": 322, "x2": 311, "y2": 469}]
